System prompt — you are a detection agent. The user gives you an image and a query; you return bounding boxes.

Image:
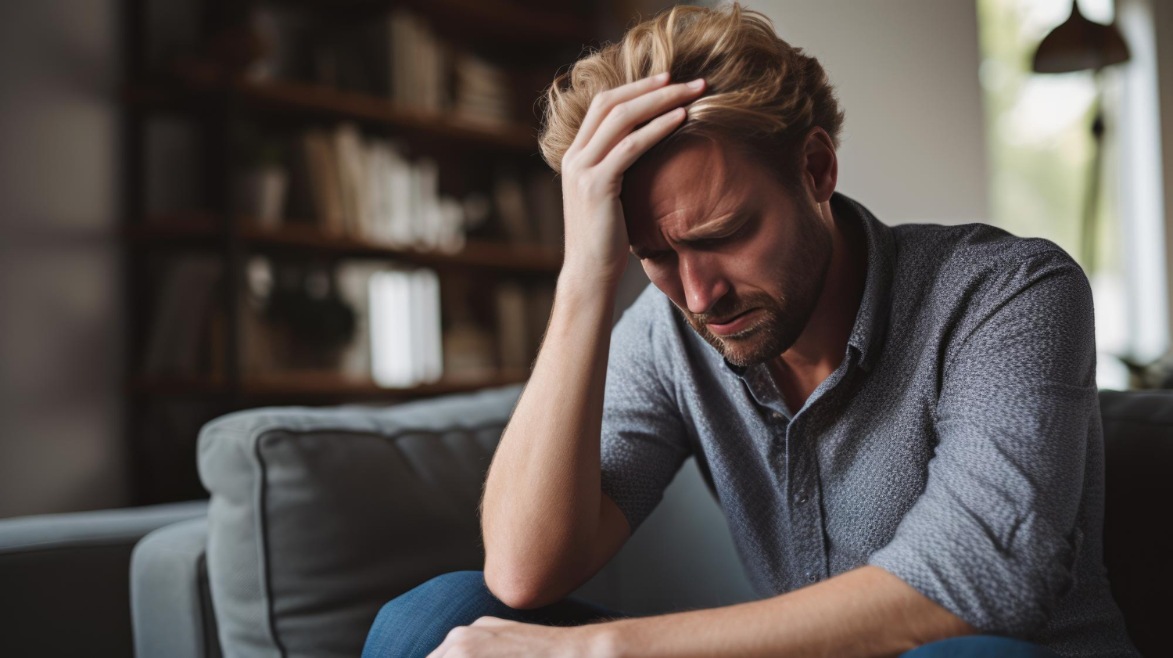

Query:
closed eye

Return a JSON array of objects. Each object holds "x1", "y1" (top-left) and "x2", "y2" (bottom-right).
[
  {"x1": 640, "y1": 250, "x2": 675, "y2": 263},
  {"x1": 687, "y1": 235, "x2": 732, "y2": 249}
]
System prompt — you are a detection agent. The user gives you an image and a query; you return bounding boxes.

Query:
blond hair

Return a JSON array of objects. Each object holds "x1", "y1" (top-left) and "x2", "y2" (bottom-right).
[{"x1": 537, "y1": 3, "x2": 844, "y2": 183}]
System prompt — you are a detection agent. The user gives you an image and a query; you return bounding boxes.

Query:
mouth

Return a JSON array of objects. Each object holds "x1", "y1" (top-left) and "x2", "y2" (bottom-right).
[{"x1": 705, "y1": 308, "x2": 759, "y2": 336}]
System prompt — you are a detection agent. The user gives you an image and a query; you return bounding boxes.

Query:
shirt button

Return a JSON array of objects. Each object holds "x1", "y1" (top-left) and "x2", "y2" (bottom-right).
[
  {"x1": 772, "y1": 412, "x2": 785, "y2": 421},
  {"x1": 794, "y1": 493, "x2": 809, "y2": 505},
  {"x1": 806, "y1": 572, "x2": 817, "y2": 583}
]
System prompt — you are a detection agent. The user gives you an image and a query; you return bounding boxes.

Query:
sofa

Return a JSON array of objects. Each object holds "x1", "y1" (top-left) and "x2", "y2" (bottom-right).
[{"x1": 1, "y1": 386, "x2": 1169, "y2": 657}]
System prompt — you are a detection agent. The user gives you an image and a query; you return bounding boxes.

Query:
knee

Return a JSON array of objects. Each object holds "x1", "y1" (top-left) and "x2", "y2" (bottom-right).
[
  {"x1": 406, "y1": 570, "x2": 493, "y2": 601},
  {"x1": 902, "y1": 635, "x2": 1062, "y2": 658},
  {"x1": 369, "y1": 570, "x2": 496, "y2": 626},
  {"x1": 363, "y1": 571, "x2": 502, "y2": 658}
]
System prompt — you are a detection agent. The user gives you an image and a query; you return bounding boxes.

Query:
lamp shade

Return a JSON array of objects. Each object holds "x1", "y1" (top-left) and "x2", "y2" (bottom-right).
[{"x1": 1032, "y1": 0, "x2": 1130, "y2": 73}]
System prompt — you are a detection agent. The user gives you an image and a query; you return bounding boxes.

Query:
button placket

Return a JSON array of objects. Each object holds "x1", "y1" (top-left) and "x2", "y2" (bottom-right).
[{"x1": 789, "y1": 435, "x2": 828, "y2": 587}]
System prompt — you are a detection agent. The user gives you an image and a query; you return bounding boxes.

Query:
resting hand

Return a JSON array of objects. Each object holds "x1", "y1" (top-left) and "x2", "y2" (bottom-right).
[{"x1": 426, "y1": 615, "x2": 615, "y2": 658}]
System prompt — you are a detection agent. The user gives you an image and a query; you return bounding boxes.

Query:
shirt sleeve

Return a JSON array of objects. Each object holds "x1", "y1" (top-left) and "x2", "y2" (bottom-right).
[
  {"x1": 868, "y1": 250, "x2": 1097, "y2": 637},
  {"x1": 599, "y1": 292, "x2": 692, "y2": 534}
]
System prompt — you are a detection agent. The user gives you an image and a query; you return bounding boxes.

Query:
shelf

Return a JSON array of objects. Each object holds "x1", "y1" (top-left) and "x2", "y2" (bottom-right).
[
  {"x1": 125, "y1": 79, "x2": 539, "y2": 153},
  {"x1": 266, "y1": 0, "x2": 595, "y2": 50},
  {"x1": 131, "y1": 369, "x2": 530, "y2": 400},
  {"x1": 127, "y1": 216, "x2": 564, "y2": 274},
  {"x1": 403, "y1": 0, "x2": 594, "y2": 50}
]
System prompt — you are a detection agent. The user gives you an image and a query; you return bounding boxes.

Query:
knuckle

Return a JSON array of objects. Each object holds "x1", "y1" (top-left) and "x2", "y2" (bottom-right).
[
  {"x1": 608, "y1": 102, "x2": 631, "y2": 123},
  {"x1": 589, "y1": 91, "x2": 609, "y2": 112}
]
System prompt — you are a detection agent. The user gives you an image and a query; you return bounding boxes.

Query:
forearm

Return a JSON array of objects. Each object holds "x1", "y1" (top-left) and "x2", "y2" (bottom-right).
[
  {"x1": 598, "y1": 566, "x2": 975, "y2": 658},
  {"x1": 481, "y1": 272, "x2": 618, "y2": 604}
]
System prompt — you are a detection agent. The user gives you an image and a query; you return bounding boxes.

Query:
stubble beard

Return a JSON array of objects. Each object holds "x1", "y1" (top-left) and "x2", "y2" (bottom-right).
[{"x1": 681, "y1": 213, "x2": 833, "y2": 368}]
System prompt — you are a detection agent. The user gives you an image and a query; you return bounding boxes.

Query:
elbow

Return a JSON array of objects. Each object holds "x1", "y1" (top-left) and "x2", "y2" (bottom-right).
[{"x1": 482, "y1": 559, "x2": 568, "y2": 610}]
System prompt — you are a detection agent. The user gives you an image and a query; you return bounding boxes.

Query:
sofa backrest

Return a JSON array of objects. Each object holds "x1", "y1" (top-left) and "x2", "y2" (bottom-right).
[
  {"x1": 1098, "y1": 389, "x2": 1173, "y2": 657},
  {"x1": 197, "y1": 385, "x2": 1172, "y2": 657}
]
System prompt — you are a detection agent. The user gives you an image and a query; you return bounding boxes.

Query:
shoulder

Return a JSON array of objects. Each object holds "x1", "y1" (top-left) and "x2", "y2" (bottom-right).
[
  {"x1": 891, "y1": 222, "x2": 1087, "y2": 309},
  {"x1": 893, "y1": 221, "x2": 1072, "y2": 273}
]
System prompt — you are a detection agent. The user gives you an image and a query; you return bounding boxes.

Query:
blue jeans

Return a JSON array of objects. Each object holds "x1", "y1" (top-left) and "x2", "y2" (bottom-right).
[{"x1": 362, "y1": 571, "x2": 1063, "y2": 658}]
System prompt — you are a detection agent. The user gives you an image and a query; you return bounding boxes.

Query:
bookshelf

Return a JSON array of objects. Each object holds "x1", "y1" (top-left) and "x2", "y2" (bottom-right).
[
  {"x1": 127, "y1": 215, "x2": 564, "y2": 273},
  {"x1": 125, "y1": 80, "x2": 539, "y2": 151},
  {"x1": 121, "y1": 0, "x2": 597, "y2": 504}
]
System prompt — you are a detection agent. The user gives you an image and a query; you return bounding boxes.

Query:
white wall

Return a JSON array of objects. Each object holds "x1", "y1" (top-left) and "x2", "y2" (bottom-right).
[
  {"x1": 757, "y1": 0, "x2": 990, "y2": 224},
  {"x1": 1148, "y1": 0, "x2": 1173, "y2": 351},
  {"x1": 0, "y1": 1, "x2": 128, "y2": 517}
]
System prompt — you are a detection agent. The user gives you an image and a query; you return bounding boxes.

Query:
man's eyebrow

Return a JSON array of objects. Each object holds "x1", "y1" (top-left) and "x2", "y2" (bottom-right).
[{"x1": 678, "y1": 210, "x2": 751, "y2": 242}]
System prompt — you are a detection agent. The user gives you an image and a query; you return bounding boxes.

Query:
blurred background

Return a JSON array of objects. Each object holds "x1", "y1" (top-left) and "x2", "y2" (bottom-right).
[{"x1": 1, "y1": 0, "x2": 1170, "y2": 525}]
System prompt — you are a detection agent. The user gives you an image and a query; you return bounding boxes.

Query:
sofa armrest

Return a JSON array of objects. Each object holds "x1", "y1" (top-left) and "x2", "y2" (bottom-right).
[
  {"x1": 0, "y1": 500, "x2": 208, "y2": 657},
  {"x1": 197, "y1": 384, "x2": 522, "y2": 658},
  {"x1": 132, "y1": 517, "x2": 221, "y2": 658}
]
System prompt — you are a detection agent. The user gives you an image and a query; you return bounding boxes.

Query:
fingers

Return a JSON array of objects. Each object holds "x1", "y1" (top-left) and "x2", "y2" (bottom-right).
[
  {"x1": 596, "y1": 105, "x2": 689, "y2": 176},
  {"x1": 568, "y1": 72, "x2": 669, "y2": 155},
  {"x1": 470, "y1": 616, "x2": 511, "y2": 627},
  {"x1": 577, "y1": 79, "x2": 705, "y2": 167}
]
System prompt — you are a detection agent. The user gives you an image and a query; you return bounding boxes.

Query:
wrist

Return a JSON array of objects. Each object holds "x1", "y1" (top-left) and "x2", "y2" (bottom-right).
[
  {"x1": 581, "y1": 620, "x2": 630, "y2": 658},
  {"x1": 557, "y1": 264, "x2": 623, "y2": 304},
  {"x1": 559, "y1": 253, "x2": 627, "y2": 290}
]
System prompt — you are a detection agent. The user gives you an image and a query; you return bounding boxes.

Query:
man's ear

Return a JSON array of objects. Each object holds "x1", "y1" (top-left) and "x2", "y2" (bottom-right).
[{"x1": 801, "y1": 127, "x2": 838, "y2": 205}]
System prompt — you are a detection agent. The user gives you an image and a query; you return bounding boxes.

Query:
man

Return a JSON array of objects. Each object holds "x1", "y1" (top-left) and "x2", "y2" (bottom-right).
[{"x1": 363, "y1": 4, "x2": 1139, "y2": 657}]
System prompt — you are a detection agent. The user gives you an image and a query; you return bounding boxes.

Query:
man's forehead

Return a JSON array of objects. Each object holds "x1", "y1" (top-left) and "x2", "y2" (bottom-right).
[{"x1": 623, "y1": 137, "x2": 746, "y2": 231}]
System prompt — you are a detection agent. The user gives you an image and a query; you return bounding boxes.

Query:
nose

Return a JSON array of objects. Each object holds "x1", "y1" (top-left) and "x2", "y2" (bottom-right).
[{"x1": 679, "y1": 252, "x2": 729, "y2": 315}]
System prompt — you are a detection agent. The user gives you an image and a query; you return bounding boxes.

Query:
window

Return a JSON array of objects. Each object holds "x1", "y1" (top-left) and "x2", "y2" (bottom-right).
[{"x1": 976, "y1": 0, "x2": 1168, "y2": 388}]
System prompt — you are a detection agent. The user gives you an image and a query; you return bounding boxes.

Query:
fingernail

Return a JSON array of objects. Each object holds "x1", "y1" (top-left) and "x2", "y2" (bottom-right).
[
  {"x1": 688, "y1": 78, "x2": 705, "y2": 90},
  {"x1": 655, "y1": 71, "x2": 670, "y2": 82}
]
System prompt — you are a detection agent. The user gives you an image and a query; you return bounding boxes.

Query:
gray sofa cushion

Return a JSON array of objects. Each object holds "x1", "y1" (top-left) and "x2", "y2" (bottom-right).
[
  {"x1": 132, "y1": 517, "x2": 221, "y2": 658},
  {"x1": 197, "y1": 385, "x2": 522, "y2": 658},
  {"x1": 0, "y1": 500, "x2": 208, "y2": 658}
]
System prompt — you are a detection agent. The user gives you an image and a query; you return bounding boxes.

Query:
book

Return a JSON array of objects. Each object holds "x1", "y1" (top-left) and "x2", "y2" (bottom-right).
[
  {"x1": 369, "y1": 267, "x2": 443, "y2": 387},
  {"x1": 453, "y1": 52, "x2": 513, "y2": 125},
  {"x1": 300, "y1": 129, "x2": 346, "y2": 234},
  {"x1": 386, "y1": 9, "x2": 449, "y2": 113},
  {"x1": 143, "y1": 256, "x2": 223, "y2": 375},
  {"x1": 331, "y1": 122, "x2": 369, "y2": 236},
  {"x1": 294, "y1": 127, "x2": 469, "y2": 250}
]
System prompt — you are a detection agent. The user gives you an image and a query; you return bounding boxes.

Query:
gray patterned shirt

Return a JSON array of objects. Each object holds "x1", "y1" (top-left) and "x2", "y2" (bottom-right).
[{"x1": 599, "y1": 192, "x2": 1138, "y2": 656}]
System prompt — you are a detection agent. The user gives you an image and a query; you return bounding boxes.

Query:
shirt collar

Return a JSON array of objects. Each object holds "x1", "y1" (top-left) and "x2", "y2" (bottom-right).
[
  {"x1": 722, "y1": 191, "x2": 895, "y2": 376},
  {"x1": 835, "y1": 192, "x2": 894, "y2": 372}
]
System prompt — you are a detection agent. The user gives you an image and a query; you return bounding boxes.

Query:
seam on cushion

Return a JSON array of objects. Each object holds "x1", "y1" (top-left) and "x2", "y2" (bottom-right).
[
  {"x1": 257, "y1": 422, "x2": 511, "y2": 446},
  {"x1": 1101, "y1": 415, "x2": 1173, "y2": 428},
  {"x1": 0, "y1": 541, "x2": 140, "y2": 555},
  {"x1": 197, "y1": 550, "x2": 217, "y2": 658},
  {"x1": 254, "y1": 432, "x2": 288, "y2": 658}
]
